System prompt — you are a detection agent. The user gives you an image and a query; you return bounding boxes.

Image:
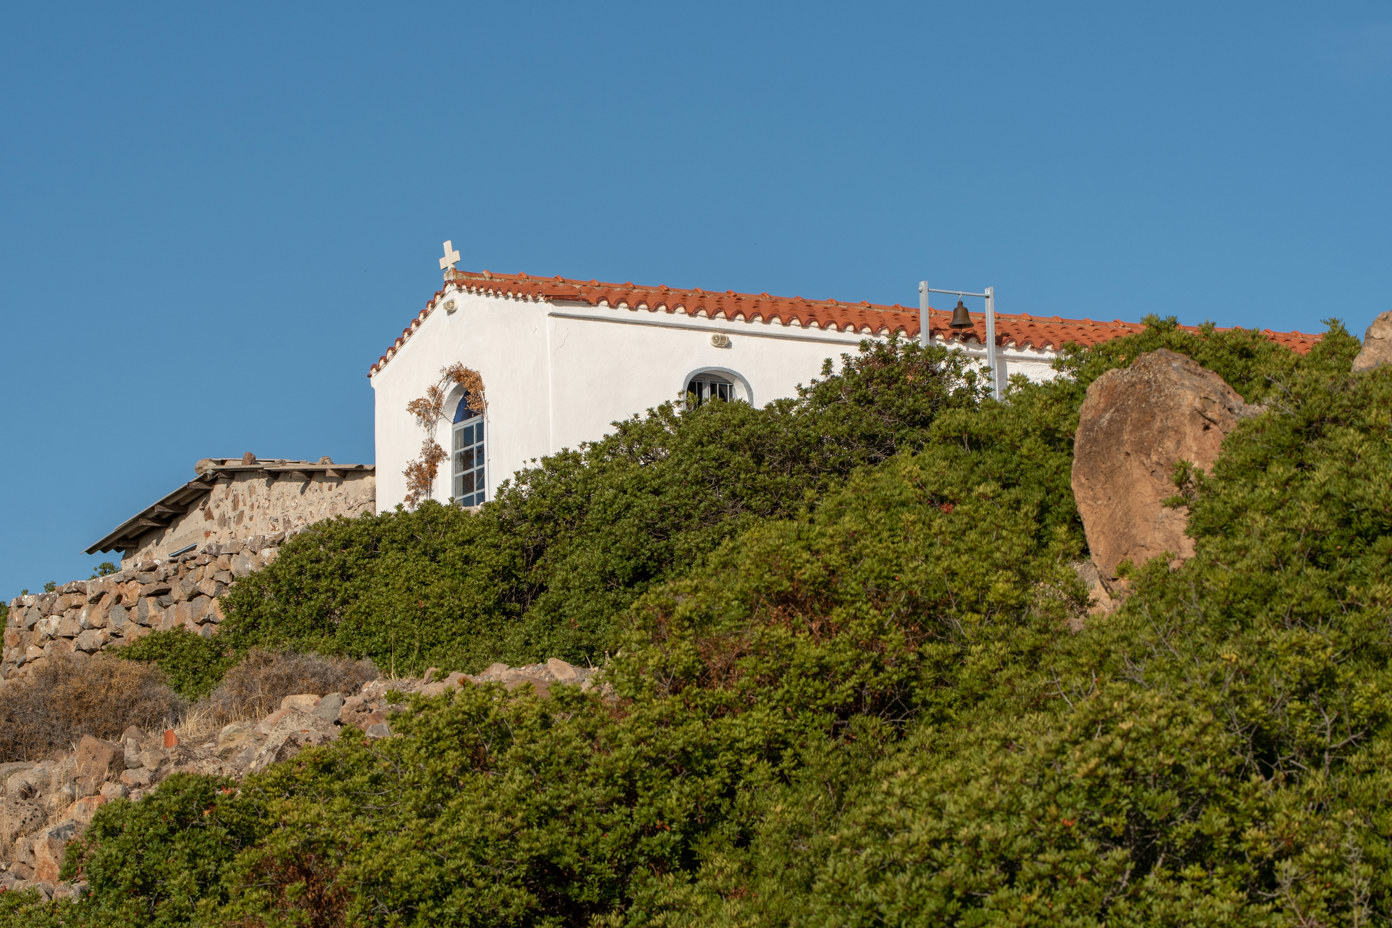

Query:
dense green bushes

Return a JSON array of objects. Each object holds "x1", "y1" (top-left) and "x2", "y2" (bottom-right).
[
  {"x1": 115, "y1": 628, "x2": 235, "y2": 700},
  {"x1": 21, "y1": 321, "x2": 1390, "y2": 926},
  {"x1": 64, "y1": 773, "x2": 266, "y2": 927},
  {"x1": 217, "y1": 338, "x2": 993, "y2": 679},
  {"x1": 217, "y1": 319, "x2": 1289, "y2": 685}
]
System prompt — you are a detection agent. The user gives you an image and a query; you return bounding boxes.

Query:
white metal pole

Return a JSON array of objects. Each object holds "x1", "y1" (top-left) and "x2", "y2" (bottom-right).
[
  {"x1": 984, "y1": 286, "x2": 1000, "y2": 400},
  {"x1": 918, "y1": 281, "x2": 930, "y2": 347}
]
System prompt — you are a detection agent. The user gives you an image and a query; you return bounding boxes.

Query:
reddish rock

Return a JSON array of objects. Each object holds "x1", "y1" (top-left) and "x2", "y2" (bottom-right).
[
  {"x1": 79, "y1": 601, "x2": 110, "y2": 630},
  {"x1": 31, "y1": 822, "x2": 79, "y2": 883},
  {"x1": 501, "y1": 674, "x2": 551, "y2": 698},
  {"x1": 1072, "y1": 349, "x2": 1255, "y2": 585},
  {"x1": 62, "y1": 795, "x2": 107, "y2": 827},
  {"x1": 43, "y1": 638, "x2": 77, "y2": 659},
  {"x1": 351, "y1": 709, "x2": 388, "y2": 732},
  {"x1": 75, "y1": 736, "x2": 124, "y2": 793}
]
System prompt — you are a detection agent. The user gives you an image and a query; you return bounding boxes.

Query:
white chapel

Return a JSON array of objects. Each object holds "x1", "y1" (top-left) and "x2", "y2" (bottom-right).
[{"x1": 368, "y1": 248, "x2": 1320, "y2": 511}]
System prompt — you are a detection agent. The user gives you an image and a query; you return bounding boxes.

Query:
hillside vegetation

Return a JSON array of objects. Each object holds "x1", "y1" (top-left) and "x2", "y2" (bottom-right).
[{"x1": 10, "y1": 319, "x2": 1392, "y2": 927}]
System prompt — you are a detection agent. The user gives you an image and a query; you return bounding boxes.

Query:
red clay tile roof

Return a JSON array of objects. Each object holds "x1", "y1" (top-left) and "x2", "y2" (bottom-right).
[{"x1": 368, "y1": 270, "x2": 1322, "y2": 377}]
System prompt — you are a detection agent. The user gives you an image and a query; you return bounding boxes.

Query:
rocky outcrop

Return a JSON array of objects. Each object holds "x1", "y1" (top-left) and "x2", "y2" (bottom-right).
[
  {"x1": 1353, "y1": 311, "x2": 1392, "y2": 373},
  {"x1": 0, "y1": 657, "x2": 599, "y2": 899},
  {"x1": 1072, "y1": 349, "x2": 1255, "y2": 588}
]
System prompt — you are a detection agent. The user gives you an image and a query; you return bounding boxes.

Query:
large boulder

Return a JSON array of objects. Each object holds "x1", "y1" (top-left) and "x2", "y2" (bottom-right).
[
  {"x1": 1353, "y1": 310, "x2": 1392, "y2": 372},
  {"x1": 1072, "y1": 349, "x2": 1255, "y2": 586}
]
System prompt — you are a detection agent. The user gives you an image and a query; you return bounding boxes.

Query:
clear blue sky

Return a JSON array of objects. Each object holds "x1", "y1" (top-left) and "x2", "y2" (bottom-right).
[{"x1": 2, "y1": 2, "x2": 1388, "y2": 595}]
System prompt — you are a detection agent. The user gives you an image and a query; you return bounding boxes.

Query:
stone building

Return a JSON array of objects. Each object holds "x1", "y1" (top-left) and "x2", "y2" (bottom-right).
[
  {"x1": 368, "y1": 266, "x2": 1321, "y2": 511},
  {"x1": 86, "y1": 454, "x2": 375, "y2": 566}
]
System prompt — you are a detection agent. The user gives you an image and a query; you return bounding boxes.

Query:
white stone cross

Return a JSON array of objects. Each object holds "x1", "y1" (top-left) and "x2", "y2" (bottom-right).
[{"x1": 439, "y1": 240, "x2": 461, "y2": 272}]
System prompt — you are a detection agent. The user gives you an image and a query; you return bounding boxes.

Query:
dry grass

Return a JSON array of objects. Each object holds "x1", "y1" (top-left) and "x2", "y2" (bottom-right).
[
  {"x1": 202, "y1": 649, "x2": 377, "y2": 725},
  {"x1": 172, "y1": 701, "x2": 245, "y2": 747},
  {"x1": 0, "y1": 649, "x2": 380, "y2": 761},
  {"x1": 0, "y1": 654, "x2": 182, "y2": 761}
]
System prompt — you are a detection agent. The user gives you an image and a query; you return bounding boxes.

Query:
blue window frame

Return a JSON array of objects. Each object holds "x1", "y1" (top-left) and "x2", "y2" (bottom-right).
[{"x1": 451, "y1": 393, "x2": 486, "y2": 507}]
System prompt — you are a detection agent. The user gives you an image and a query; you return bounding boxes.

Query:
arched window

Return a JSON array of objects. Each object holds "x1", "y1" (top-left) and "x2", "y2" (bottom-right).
[
  {"x1": 685, "y1": 372, "x2": 736, "y2": 408},
  {"x1": 451, "y1": 392, "x2": 486, "y2": 507}
]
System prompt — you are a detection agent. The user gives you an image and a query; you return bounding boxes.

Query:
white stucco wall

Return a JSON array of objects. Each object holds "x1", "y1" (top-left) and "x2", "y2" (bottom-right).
[
  {"x1": 932, "y1": 338, "x2": 1059, "y2": 388},
  {"x1": 542, "y1": 305, "x2": 878, "y2": 455},
  {"x1": 371, "y1": 290, "x2": 551, "y2": 511},
  {"x1": 370, "y1": 292, "x2": 1063, "y2": 512}
]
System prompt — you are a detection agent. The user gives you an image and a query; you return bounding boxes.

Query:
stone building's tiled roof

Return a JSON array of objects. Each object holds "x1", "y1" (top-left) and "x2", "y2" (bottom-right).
[{"x1": 368, "y1": 270, "x2": 1323, "y2": 377}]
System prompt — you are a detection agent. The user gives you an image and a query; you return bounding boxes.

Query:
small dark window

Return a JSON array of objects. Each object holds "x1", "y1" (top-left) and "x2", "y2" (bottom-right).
[
  {"x1": 451, "y1": 393, "x2": 485, "y2": 507},
  {"x1": 686, "y1": 373, "x2": 735, "y2": 408}
]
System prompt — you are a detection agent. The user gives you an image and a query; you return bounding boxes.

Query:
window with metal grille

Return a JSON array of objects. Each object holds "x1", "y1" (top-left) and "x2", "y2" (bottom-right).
[
  {"x1": 686, "y1": 373, "x2": 735, "y2": 408},
  {"x1": 451, "y1": 393, "x2": 486, "y2": 507}
]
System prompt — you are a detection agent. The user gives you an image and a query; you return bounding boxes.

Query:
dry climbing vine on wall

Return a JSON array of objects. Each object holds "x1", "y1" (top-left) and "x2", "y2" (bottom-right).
[{"x1": 402, "y1": 364, "x2": 486, "y2": 508}]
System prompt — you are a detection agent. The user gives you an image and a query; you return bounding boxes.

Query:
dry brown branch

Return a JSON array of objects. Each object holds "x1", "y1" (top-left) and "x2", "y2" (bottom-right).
[{"x1": 402, "y1": 365, "x2": 486, "y2": 507}]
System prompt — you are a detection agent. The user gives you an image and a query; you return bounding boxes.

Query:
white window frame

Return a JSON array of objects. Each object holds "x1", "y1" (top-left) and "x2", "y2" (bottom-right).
[
  {"x1": 682, "y1": 367, "x2": 752, "y2": 409},
  {"x1": 450, "y1": 394, "x2": 486, "y2": 507}
]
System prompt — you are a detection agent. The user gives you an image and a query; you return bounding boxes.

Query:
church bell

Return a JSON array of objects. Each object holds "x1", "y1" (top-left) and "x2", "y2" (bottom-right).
[{"x1": 948, "y1": 298, "x2": 973, "y2": 329}]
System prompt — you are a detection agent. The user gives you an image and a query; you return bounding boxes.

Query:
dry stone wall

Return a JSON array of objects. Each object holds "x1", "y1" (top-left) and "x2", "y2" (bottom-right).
[{"x1": 2, "y1": 534, "x2": 287, "y2": 681}]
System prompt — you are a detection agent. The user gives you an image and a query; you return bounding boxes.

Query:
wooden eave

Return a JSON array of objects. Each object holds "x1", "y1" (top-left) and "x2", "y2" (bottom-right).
[
  {"x1": 84, "y1": 461, "x2": 374, "y2": 556},
  {"x1": 84, "y1": 475, "x2": 218, "y2": 555}
]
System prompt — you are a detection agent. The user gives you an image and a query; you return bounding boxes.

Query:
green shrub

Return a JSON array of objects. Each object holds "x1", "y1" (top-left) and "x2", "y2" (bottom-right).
[
  {"x1": 221, "y1": 323, "x2": 1306, "y2": 685},
  {"x1": 221, "y1": 338, "x2": 990, "y2": 677},
  {"x1": 63, "y1": 773, "x2": 266, "y2": 928},
  {"x1": 1050, "y1": 313, "x2": 1308, "y2": 408},
  {"x1": 0, "y1": 891, "x2": 64, "y2": 928},
  {"x1": 60, "y1": 322, "x2": 1392, "y2": 927},
  {"x1": 115, "y1": 628, "x2": 235, "y2": 700},
  {"x1": 0, "y1": 654, "x2": 181, "y2": 762}
]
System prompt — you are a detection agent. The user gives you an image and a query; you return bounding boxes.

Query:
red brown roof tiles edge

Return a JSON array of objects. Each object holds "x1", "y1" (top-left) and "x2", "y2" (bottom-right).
[{"x1": 367, "y1": 270, "x2": 1323, "y2": 377}]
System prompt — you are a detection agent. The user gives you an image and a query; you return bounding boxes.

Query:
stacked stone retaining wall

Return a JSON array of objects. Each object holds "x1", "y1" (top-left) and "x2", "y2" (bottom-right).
[{"x1": 2, "y1": 533, "x2": 287, "y2": 681}]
